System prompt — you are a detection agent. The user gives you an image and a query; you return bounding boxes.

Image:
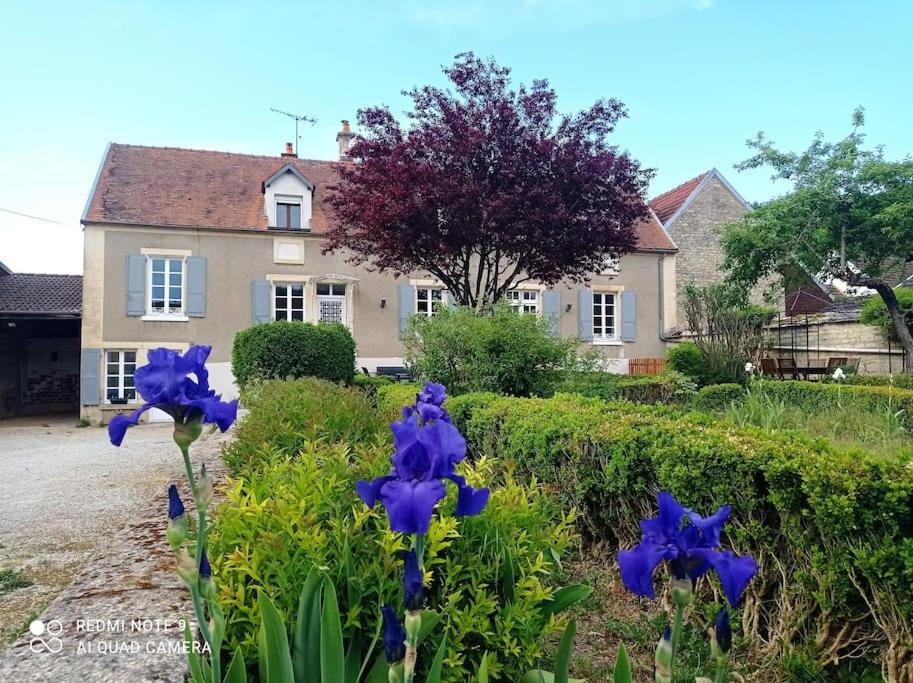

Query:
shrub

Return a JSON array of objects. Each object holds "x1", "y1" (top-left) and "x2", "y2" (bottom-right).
[
  {"x1": 859, "y1": 288, "x2": 913, "y2": 341},
  {"x1": 232, "y1": 321, "x2": 355, "y2": 387},
  {"x1": 555, "y1": 370, "x2": 696, "y2": 404},
  {"x1": 402, "y1": 304, "x2": 579, "y2": 396},
  {"x1": 210, "y1": 379, "x2": 579, "y2": 683},
  {"x1": 442, "y1": 391, "x2": 913, "y2": 677},
  {"x1": 691, "y1": 383, "x2": 745, "y2": 412},
  {"x1": 666, "y1": 341, "x2": 730, "y2": 387},
  {"x1": 225, "y1": 378, "x2": 386, "y2": 470}
]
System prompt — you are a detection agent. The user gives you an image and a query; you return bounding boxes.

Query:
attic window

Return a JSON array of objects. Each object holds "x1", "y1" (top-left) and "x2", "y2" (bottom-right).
[{"x1": 276, "y1": 196, "x2": 302, "y2": 229}]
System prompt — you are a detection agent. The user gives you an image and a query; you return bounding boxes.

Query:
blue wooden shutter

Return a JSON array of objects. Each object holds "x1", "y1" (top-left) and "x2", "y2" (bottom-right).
[
  {"x1": 251, "y1": 280, "x2": 272, "y2": 324},
  {"x1": 125, "y1": 254, "x2": 145, "y2": 316},
  {"x1": 80, "y1": 348, "x2": 101, "y2": 406},
  {"x1": 577, "y1": 289, "x2": 593, "y2": 341},
  {"x1": 185, "y1": 257, "x2": 207, "y2": 317},
  {"x1": 398, "y1": 285, "x2": 414, "y2": 335},
  {"x1": 620, "y1": 290, "x2": 637, "y2": 342},
  {"x1": 541, "y1": 290, "x2": 560, "y2": 336}
]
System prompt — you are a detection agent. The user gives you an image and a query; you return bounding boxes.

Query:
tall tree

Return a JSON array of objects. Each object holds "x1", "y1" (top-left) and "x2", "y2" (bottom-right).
[
  {"x1": 722, "y1": 109, "x2": 913, "y2": 372},
  {"x1": 325, "y1": 52, "x2": 651, "y2": 309}
]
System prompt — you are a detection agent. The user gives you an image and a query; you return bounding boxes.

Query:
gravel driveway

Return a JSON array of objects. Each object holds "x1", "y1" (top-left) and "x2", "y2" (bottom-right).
[{"x1": 0, "y1": 416, "x2": 204, "y2": 644}]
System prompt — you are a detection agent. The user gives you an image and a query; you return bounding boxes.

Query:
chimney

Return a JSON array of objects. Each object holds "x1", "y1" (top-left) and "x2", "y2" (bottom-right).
[
  {"x1": 282, "y1": 142, "x2": 296, "y2": 158},
  {"x1": 336, "y1": 120, "x2": 354, "y2": 161}
]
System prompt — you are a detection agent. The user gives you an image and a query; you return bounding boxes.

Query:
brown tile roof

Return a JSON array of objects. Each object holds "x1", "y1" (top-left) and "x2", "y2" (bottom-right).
[
  {"x1": 0, "y1": 273, "x2": 82, "y2": 316},
  {"x1": 83, "y1": 143, "x2": 676, "y2": 252},
  {"x1": 649, "y1": 171, "x2": 710, "y2": 225},
  {"x1": 633, "y1": 213, "x2": 676, "y2": 252},
  {"x1": 83, "y1": 144, "x2": 341, "y2": 232}
]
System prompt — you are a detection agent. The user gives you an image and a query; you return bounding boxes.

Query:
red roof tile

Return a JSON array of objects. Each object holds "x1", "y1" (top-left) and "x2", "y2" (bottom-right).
[
  {"x1": 649, "y1": 171, "x2": 710, "y2": 225},
  {"x1": 84, "y1": 144, "x2": 341, "y2": 232},
  {"x1": 84, "y1": 143, "x2": 676, "y2": 252}
]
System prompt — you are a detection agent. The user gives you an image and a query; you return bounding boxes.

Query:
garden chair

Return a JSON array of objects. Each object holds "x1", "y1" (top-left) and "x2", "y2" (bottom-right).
[
  {"x1": 760, "y1": 358, "x2": 781, "y2": 379},
  {"x1": 845, "y1": 358, "x2": 861, "y2": 372},
  {"x1": 778, "y1": 357, "x2": 800, "y2": 380},
  {"x1": 826, "y1": 357, "x2": 849, "y2": 372},
  {"x1": 361, "y1": 366, "x2": 371, "y2": 375}
]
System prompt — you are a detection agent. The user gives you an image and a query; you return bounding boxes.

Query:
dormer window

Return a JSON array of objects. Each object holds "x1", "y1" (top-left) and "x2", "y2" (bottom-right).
[
  {"x1": 265, "y1": 163, "x2": 314, "y2": 230},
  {"x1": 276, "y1": 196, "x2": 302, "y2": 229}
]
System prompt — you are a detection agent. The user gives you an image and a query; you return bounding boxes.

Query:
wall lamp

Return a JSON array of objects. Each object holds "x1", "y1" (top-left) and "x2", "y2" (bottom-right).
[
  {"x1": 565, "y1": 303, "x2": 573, "y2": 313},
  {"x1": 380, "y1": 298, "x2": 387, "y2": 309}
]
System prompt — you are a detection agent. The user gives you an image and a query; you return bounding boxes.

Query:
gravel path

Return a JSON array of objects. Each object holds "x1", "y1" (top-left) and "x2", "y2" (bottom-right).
[{"x1": 0, "y1": 416, "x2": 215, "y2": 646}]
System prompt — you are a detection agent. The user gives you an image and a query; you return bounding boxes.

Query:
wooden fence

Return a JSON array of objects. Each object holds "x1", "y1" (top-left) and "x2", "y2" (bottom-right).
[{"x1": 629, "y1": 357, "x2": 666, "y2": 375}]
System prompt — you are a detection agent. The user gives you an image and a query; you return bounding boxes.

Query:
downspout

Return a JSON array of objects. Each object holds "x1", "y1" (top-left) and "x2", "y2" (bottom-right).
[{"x1": 658, "y1": 254, "x2": 675, "y2": 342}]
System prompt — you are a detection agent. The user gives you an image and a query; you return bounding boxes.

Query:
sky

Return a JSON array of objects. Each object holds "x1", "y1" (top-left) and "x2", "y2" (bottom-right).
[{"x1": 1, "y1": 0, "x2": 911, "y2": 274}]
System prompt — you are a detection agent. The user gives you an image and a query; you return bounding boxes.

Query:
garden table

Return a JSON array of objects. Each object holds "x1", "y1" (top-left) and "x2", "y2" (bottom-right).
[{"x1": 796, "y1": 365, "x2": 828, "y2": 380}]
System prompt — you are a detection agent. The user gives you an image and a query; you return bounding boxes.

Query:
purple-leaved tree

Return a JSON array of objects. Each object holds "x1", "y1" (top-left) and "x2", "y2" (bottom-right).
[{"x1": 326, "y1": 52, "x2": 652, "y2": 308}]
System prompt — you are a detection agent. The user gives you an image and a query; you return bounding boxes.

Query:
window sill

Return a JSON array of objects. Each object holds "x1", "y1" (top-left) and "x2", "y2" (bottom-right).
[
  {"x1": 142, "y1": 314, "x2": 189, "y2": 322},
  {"x1": 592, "y1": 338, "x2": 623, "y2": 346}
]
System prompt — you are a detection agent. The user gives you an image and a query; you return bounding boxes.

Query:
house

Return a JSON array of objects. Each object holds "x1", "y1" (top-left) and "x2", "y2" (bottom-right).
[
  {"x1": 650, "y1": 168, "x2": 753, "y2": 322},
  {"x1": 78, "y1": 124, "x2": 678, "y2": 423},
  {"x1": 0, "y1": 261, "x2": 82, "y2": 418}
]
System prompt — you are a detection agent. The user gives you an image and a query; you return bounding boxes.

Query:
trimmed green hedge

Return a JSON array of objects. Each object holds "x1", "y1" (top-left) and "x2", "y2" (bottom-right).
[
  {"x1": 232, "y1": 321, "x2": 355, "y2": 387},
  {"x1": 554, "y1": 370, "x2": 695, "y2": 404},
  {"x1": 375, "y1": 383, "x2": 913, "y2": 676},
  {"x1": 845, "y1": 374, "x2": 913, "y2": 390},
  {"x1": 692, "y1": 383, "x2": 745, "y2": 412}
]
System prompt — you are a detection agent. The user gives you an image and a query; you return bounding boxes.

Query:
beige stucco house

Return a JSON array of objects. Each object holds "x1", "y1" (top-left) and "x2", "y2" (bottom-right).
[{"x1": 78, "y1": 127, "x2": 679, "y2": 422}]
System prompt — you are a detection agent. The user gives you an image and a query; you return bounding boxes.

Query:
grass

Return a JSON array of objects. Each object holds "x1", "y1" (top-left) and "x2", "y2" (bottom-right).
[
  {"x1": 0, "y1": 568, "x2": 33, "y2": 596},
  {"x1": 723, "y1": 387, "x2": 912, "y2": 462}
]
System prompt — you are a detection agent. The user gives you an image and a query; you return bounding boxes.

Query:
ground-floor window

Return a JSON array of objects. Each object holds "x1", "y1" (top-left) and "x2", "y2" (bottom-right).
[
  {"x1": 506, "y1": 289, "x2": 539, "y2": 314},
  {"x1": 592, "y1": 291, "x2": 617, "y2": 341},
  {"x1": 416, "y1": 287, "x2": 444, "y2": 317},
  {"x1": 105, "y1": 350, "x2": 136, "y2": 403},
  {"x1": 273, "y1": 282, "x2": 305, "y2": 321},
  {"x1": 317, "y1": 283, "x2": 346, "y2": 324}
]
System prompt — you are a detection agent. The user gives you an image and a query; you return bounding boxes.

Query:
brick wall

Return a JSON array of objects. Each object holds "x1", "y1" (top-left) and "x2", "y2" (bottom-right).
[
  {"x1": 667, "y1": 175, "x2": 750, "y2": 321},
  {"x1": 23, "y1": 337, "x2": 80, "y2": 411}
]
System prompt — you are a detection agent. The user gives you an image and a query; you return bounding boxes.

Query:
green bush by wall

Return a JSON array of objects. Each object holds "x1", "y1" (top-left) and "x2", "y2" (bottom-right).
[
  {"x1": 554, "y1": 370, "x2": 696, "y2": 404},
  {"x1": 845, "y1": 374, "x2": 913, "y2": 390},
  {"x1": 666, "y1": 341, "x2": 732, "y2": 387},
  {"x1": 397, "y1": 387, "x2": 913, "y2": 678},
  {"x1": 691, "y1": 383, "x2": 746, "y2": 412},
  {"x1": 210, "y1": 379, "x2": 579, "y2": 682},
  {"x1": 231, "y1": 321, "x2": 355, "y2": 387}
]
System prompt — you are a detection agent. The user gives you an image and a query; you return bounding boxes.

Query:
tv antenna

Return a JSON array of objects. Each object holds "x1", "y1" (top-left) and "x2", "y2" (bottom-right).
[{"x1": 270, "y1": 108, "x2": 317, "y2": 155}]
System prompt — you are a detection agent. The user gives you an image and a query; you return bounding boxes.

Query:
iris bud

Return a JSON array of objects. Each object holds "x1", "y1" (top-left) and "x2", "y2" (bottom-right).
[
  {"x1": 670, "y1": 576, "x2": 693, "y2": 608},
  {"x1": 710, "y1": 608, "x2": 732, "y2": 662},
  {"x1": 176, "y1": 549, "x2": 198, "y2": 584},
  {"x1": 198, "y1": 549, "x2": 216, "y2": 599},
  {"x1": 197, "y1": 464, "x2": 214, "y2": 509},
  {"x1": 166, "y1": 485, "x2": 188, "y2": 550},
  {"x1": 654, "y1": 625, "x2": 673, "y2": 683}
]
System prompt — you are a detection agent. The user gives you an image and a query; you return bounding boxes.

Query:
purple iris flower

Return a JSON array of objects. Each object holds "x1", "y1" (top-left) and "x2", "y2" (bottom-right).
[
  {"x1": 381, "y1": 605, "x2": 406, "y2": 664},
  {"x1": 356, "y1": 382, "x2": 489, "y2": 535},
  {"x1": 618, "y1": 492, "x2": 757, "y2": 607},
  {"x1": 167, "y1": 485, "x2": 185, "y2": 520},
  {"x1": 108, "y1": 346, "x2": 238, "y2": 447},
  {"x1": 402, "y1": 550, "x2": 425, "y2": 611}
]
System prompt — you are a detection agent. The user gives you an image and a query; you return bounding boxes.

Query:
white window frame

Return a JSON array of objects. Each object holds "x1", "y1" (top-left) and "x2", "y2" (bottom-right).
[
  {"x1": 316, "y1": 283, "x2": 347, "y2": 325},
  {"x1": 145, "y1": 254, "x2": 187, "y2": 319},
  {"x1": 592, "y1": 291, "x2": 619, "y2": 343},
  {"x1": 415, "y1": 286, "x2": 445, "y2": 317},
  {"x1": 272, "y1": 281, "x2": 306, "y2": 321},
  {"x1": 506, "y1": 289, "x2": 540, "y2": 315},
  {"x1": 104, "y1": 349, "x2": 138, "y2": 404}
]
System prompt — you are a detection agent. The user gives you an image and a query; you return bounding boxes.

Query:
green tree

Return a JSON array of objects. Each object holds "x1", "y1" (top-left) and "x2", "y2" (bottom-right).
[{"x1": 721, "y1": 108, "x2": 913, "y2": 372}]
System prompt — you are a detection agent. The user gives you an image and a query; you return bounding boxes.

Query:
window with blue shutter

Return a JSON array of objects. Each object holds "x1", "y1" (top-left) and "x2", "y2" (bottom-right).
[
  {"x1": 185, "y1": 257, "x2": 207, "y2": 317},
  {"x1": 398, "y1": 285, "x2": 414, "y2": 335},
  {"x1": 620, "y1": 291, "x2": 637, "y2": 342},
  {"x1": 125, "y1": 255, "x2": 145, "y2": 316},
  {"x1": 577, "y1": 289, "x2": 593, "y2": 341},
  {"x1": 80, "y1": 348, "x2": 102, "y2": 406},
  {"x1": 541, "y1": 290, "x2": 560, "y2": 336},
  {"x1": 251, "y1": 280, "x2": 272, "y2": 324}
]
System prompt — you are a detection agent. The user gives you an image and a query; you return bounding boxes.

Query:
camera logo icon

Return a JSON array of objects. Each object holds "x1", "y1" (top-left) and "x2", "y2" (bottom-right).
[{"x1": 29, "y1": 619, "x2": 64, "y2": 653}]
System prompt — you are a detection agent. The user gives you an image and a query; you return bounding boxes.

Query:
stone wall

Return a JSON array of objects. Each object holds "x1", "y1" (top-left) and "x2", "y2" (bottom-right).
[
  {"x1": 769, "y1": 318, "x2": 906, "y2": 375},
  {"x1": 667, "y1": 176, "x2": 750, "y2": 321}
]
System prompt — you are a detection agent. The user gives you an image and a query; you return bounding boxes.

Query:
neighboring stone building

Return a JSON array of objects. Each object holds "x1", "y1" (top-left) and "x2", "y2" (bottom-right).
[
  {"x1": 650, "y1": 168, "x2": 753, "y2": 322},
  {"x1": 0, "y1": 261, "x2": 82, "y2": 418}
]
